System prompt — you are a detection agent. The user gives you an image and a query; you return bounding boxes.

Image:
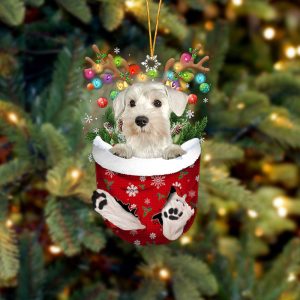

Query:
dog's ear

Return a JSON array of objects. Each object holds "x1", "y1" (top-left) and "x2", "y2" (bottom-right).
[
  {"x1": 166, "y1": 86, "x2": 188, "y2": 116},
  {"x1": 113, "y1": 90, "x2": 126, "y2": 119}
]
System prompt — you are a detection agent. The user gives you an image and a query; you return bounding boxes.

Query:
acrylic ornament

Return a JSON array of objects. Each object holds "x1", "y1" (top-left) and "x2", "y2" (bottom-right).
[{"x1": 83, "y1": 43, "x2": 210, "y2": 245}]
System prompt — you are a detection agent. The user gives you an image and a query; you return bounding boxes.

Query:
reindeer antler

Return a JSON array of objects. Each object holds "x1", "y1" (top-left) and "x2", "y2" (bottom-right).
[
  {"x1": 85, "y1": 44, "x2": 130, "y2": 79},
  {"x1": 164, "y1": 44, "x2": 210, "y2": 74}
]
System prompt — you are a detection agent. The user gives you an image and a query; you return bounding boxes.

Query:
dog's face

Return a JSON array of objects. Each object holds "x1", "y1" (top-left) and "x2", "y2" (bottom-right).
[{"x1": 113, "y1": 82, "x2": 188, "y2": 140}]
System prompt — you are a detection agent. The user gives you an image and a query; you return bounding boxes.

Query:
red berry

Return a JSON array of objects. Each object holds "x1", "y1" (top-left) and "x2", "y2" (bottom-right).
[
  {"x1": 87, "y1": 83, "x2": 94, "y2": 90},
  {"x1": 188, "y1": 94, "x2": 198, "y2": 104},
  {"x1": 97, "y1": 97, "x2": 108, "y2": 108}
]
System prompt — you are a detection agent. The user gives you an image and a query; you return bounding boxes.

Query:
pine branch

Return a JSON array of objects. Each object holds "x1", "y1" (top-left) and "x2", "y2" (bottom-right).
[
  {"x1": 16, "y1": 234, "x2": 44, "y2": 300},
  {"x1": 70, "y1": 284, "x2": 118, "y2": 300},
  {"x1": 167, "y1": 255, "x2": 218, "y2": 297},
  {"x1": 0, "y1": 0, "x2": 25, "y2": 26},
  {"x1": 45, "y1": 197, "x2": 81, "y2": 256},
  {"x1": 133, "y1": 279, "x2": 165, "y2": 300},
  {"x1": 41, "y1": 123, "x2": 70, "y2": 167},
  {"x1": 55, "y1": 0, "x2": 92, "y2": 24},
  {"x1": 0, "y1": 195, "x2": 19, "y2": 280},
  {"x1": 99, "y1": 0, "x2": 125, "y2": 31}
]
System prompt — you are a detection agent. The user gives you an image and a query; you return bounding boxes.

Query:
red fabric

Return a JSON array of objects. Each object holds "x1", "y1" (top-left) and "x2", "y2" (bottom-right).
[{"x1": 95, "y1": 158, "x2": 200, "y2": 245}]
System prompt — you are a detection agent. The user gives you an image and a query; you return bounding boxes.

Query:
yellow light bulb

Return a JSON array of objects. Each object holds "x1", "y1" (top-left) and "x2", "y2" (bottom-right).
[
  {"x1": 270, "y1": 113, "x2": 278, "y2": 121},
  {"x1": 232, "y1": 0, "x2": 243, "y2": 6},
  {"x1": 159, "y1": 268, "x2": 171, "y2": 280},
  {"x1": 49, "y1": 245, "x2": 62, "y2": 254},
  {"x1": 70, "y1": 168, "x2": 81, "y2": 180},
  {"x1": 273, "y1": 196, "x2": 285, "y2": 208},
  {"x1": 248, "y1": 209, "x2": 258, "y2": 219},
  {"x1": 274, "y1": 61, "x2": 283, "y2": 71},
  {"x1": 6, "y1": 219, "x2": 13, "y2": 228},
  {"x1": 7, "y1": 112, "x2": 19, "y2": 124},
  {"x1": 263, "y1": 27, "x2": 275, "y2": 40},
  {"x1": 255, "y1": 228, "x2": 264, "y2": 237},
  {"x1": 125, "y1": 0, "x2": 137, "y2": 9},
  {"x1": 277, "y1": 207, "x2": 288, "y2": 218},
  {"x1": 204, "y1": 154, "x2": 212, "y2": 162},
  {"x1": 180, "y1": 235, "x2": 192, "y2": 245},
  {"x1": 287, "y1": 273, "x2": 296, "y2": 282},
  {"x1": 218, "y1": 207, "x2": 227, "y2": 216},
  {"x1": 285, "y1": 46, "x2": 296, "y2": 59},
  {"x1": 237, "y1": 102, "x2": 245, "y2": 110}
]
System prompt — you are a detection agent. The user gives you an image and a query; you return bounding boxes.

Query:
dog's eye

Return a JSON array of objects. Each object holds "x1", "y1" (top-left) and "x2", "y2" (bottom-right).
[
  {"x1": 153, "y1": 99, "x2": 162, "y2": 107},
  {"x1": 129, "y1": 100, "x2": 136, "y2": 107}
]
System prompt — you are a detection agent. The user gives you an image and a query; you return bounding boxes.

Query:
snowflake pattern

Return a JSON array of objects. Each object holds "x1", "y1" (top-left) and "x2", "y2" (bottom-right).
[
  {"x1": 105, "y1": 169, "x2": 115, "y2": 178},
  {"x1": 200, "y1": 137, "x2": 205, "y2": 143},
  {"x1": 93, "y1": 128, "x2": 99, "y2": 134},
  {"x1": 140, "y1": 176, "x2": 146, "y2": 182},
  {"x1": 195, "y1": 175, "x2": 200, "y2": 182},
  {"x1": 203, "y1": 98, "x2": 209, "y2": 103},
  {"x1": 83, "y1": 113, "x2": 93, "y2": 124},
  {"x1": 144, "y1": 198, "x2": 151, "y2": 205},
  {"x1": 130, "y1": 204, "x2": 137, "y2": 210},
  {"x1": 151, "y1": 176, "x2": 166, "y2": 189},
  {"x1": 114, "y1": 47, "x2": 120, "y2": 54},
  {"x1": 149, "y1": 233, "x2": 156, "y2": 240},
  {"x1": 141, "y1": 55, "x2": 161, "y2": 72},
  {"x1": 173, "y1": 181, "x2": 182, "y2": 189},
  {"x1": 186, "y1": 110, "x2": 194, "y2": 119},
  {"x1": 126, "y1": 184, "x2": 139, "y2": 197},
  {"x1": 88, "y1": 153, "x2": 94, "y2": 162},
  {"x1": 134, "y1": 240, "x2": 141, "y2": 246},
  {"x1": 189, "y1": 190, "x2": 196, "y2": 198}
]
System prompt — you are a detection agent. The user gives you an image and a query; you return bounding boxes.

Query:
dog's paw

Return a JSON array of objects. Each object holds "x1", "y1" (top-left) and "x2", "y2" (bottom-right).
[
  {"x1": 92, "y1": 190, "x2": 108, "y2": 211},
  {"x1": 110, "y1": 144, "x2": 133, "y2": 159},
  {"x1": 163, "y1": 207, "x2": 183, "y2": 220},
  {"x1": 162, "y1": 145, "x2": 186, "y2": 160}
]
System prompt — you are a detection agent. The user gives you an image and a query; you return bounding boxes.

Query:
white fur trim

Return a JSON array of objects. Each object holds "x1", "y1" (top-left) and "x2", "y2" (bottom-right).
[{"x1": 92, "y1": 136, "x2": 201, "y2": 176}]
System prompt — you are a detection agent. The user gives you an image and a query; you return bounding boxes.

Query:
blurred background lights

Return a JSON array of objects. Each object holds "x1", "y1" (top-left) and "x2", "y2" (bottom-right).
[
  {"x1": 232, "y1": 0, "x2": 243, "y2": 6},
  {"x1": 277, "y1": 207, "x2": 288, "y2": 218},
  {"x1": 248, "y1": 209, "x2": 258, "y2": 218},
  {"x1": 285, "y1": 46, "x2": 296, "y2": 59},
  {"x1": 263, "y1": 27, "x2": 275, "y2": 40},
  {"x1": 273, "y1": 196, "x2": 285, "y2": 208}
]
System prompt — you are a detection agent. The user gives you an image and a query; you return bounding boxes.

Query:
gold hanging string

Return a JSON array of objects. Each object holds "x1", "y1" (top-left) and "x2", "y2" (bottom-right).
[{"x1": 145, "y1": 0, "x2": 163, "y2": 57}]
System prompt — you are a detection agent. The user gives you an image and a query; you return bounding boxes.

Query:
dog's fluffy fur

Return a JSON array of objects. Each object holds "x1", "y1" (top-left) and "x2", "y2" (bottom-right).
[{"x1": 110, "y1": 82, "x2": 188, "y2": 159}]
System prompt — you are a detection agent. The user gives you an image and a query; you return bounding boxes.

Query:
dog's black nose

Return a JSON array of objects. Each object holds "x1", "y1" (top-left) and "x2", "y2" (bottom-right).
[{"x1": 135, "y1": 116, "x2": 149, "y2": 128}]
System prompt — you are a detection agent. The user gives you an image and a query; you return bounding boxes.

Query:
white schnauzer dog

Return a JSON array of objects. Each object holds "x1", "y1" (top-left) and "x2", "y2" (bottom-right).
[
  {"x1": 110, "y1": 82, "x2": 188, "y2": 159},
  {"x1": 92, "y1": 82, "x2": 195, "y2": 241}
]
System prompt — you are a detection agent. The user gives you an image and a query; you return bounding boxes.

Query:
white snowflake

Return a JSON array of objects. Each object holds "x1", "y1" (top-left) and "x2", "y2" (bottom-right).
[
  {"x1": 149, "y1": 232, "x2": 156, "y2": 240},
  {"x1": 130, "y1": 204, "x2": 137, "y2": 210},
  {"x1": 130, "y1": 230, "x2": 138, "y2": 236},
  {"x1": 173, "y1": 181, "x2": 182, "y2": 189},
  {"x1": 141, "y1": 55, "x2": 161, "y2": 72},
  {"x1": 84, "y1": 113, "x2": 93, "y2": 124},
  {"x1": 140, "y1": 176, "x2": 146, "y2": 182},
  {"x1": 88, "y1": 153, "x2": 94, "y2": 162},
  {"x1": 151, "y1": 176, "x2": 166, "y2": 189},
  {"x1": 134, "y1": 240, "x2": 141, "y2": 246},
  {"x1": 195, "y1": 175, "x2": 200, "y2": 182},
  {"x1": 200, "y1": 137, "x2": 205, "y2": 143},
  {"x1": 186, "y1": 110, "x2": 194, "y2": 119},
  {"x1": 126, "y1": 184, "x2": 139, "y2": 197},
  {"x1": 203, "y1": 98, "x2": 209, "y2": 103},
  {"x1": 144, "y1": 198, "x2": 151, "y2": 205},
  {"x1": 189, "y1": 190, "x2": 196, "y2": 198},
  {"x1": 114, "y1": 47, "x2": 120, "y2": 54},
  {"x1": 93, "y1": 128, "x2": 99, "y2": 134},
  {"x1": 186, "y1": 83, "x2": 190, "y2": 88},
  {"x1": 105, "y1": 169, "x2": 115, "y2": 178}
]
